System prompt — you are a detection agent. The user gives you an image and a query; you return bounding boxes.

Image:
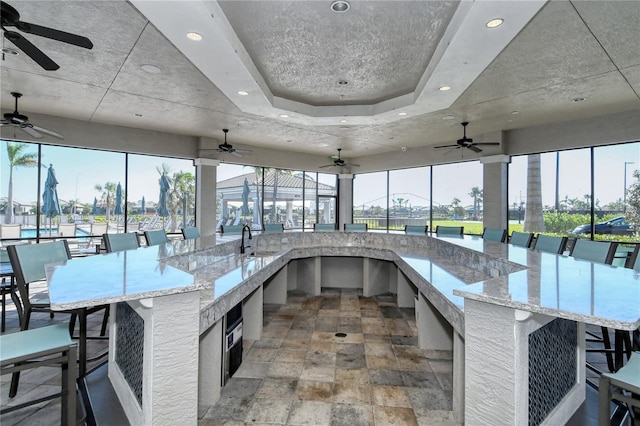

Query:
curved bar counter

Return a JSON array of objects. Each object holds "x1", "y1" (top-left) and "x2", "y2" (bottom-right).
[{"x1": 45, "y1": 232, "x2": 640, "y2": 425}]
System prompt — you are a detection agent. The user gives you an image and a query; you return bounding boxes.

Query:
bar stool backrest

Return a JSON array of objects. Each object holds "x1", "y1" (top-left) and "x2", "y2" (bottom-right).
[
  {"x1": 263, "y1": 224, "x2": 284, "y2": 234},
  {"x1": 570, "y1": 239, "x2": 617, "y2": 265},
  {"x1": 8, "y1": 240, "x2": 71, "y2": 285},
  {"x1": 510, "y1": 231, "x2": 534, "y2": 248},
  {"x1": 103, "y1": 233, "x2": 140, "y2": 253},
  {"x1": 405, "y1": 225, "x2": 428, "y2": 235},
  {"x1": 482, "y1": 228, "x2": 507, "y2": 243},
  {"x1": 314, "y1": 223, "x2": 336, "y2": 232},
  {"x1": 533, "y1": 234, "x2": 568, "y2": 254},
  {"x1": 144, "y1": 229, "x2": 169, "y2": 246},
  {"x1": 435, "y1": 225, "x2": 464, "y2": 236},
  {"x1": 182, "y1": 226, "x2": 200, "y2": 239},
  {"x1": 344, "y1": 223, "x2": 367, "y2": 232}
]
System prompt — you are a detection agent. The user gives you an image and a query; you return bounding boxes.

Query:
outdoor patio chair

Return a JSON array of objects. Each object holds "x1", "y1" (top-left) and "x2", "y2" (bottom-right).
[
  {"x1": 344, "y1": 223, "x2": 367, "y2": 232},
  {"x1": 313, "y1": 223, "x2": 336, "y2": 232},
  {"x1": 509, "y1": 231, "x2": 534, "y2": 248},
  {"x1": 435, "y1": 225, "x2": 463, "y2": 236},
  {"x1": 103, "y1": 232, "x2": 140, "y2": 253},
  {"x1": 0, "y1": 322, "x2": 78, "y2": 424},
  {"x1": 263, "y1": 224, "x2": 284, "y2": 234},
  {"x1": 84, "y1": 223, "x2": 108, "y2": 251},
  {"x1": 404, "y1": 225, "x2": 428, "y2": 235},
  {"x1": 482, "y1": 227, "x2": 507, "y2": 243},
  {"x1": 599, "y1": 351, "x2": 640, "y2": 425},
  {"x1": 7, "y1": 240, "x2": 109, "y2": 396},
  {"x1": 0, "y1": 224, "x2": 22, "y2": 244},
  {"x1": 182, "y1": 226, "x2": 200, "y2": 240},
  {"x1": 57, "y1": 223, "x2": 77, "y2": 238},
  {"x1": 144, "y1": 229, "x2": 169, "y2": 246},
  {"x1": 532, "y1": 234, "x2": 567, "y2": 254}
]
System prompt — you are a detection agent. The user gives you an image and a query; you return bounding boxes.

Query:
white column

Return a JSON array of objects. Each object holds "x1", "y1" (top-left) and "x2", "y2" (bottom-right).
[
  {"x1": 338, "y1": 174, "x2": 353, "y2": 230},
  {"x1": 480, "y1": 154, "x2": 509, "y2": 230},
  {"x1": 195, "y1": 158, "x2": 219, "y2": 237}
]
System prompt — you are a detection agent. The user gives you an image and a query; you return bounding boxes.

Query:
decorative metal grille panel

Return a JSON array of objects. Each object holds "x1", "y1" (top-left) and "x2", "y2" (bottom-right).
[
  {"x1": 528, "y1": 318, "x2": 577, "y2": 426},
  {"x1": 115, "y1": 302, "x2": 144, "y2": 406}
]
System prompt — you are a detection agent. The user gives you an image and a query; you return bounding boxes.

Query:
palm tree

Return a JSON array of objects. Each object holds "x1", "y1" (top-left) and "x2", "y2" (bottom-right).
[
  {"x1": 94, "y1": 182, "x2": 117, "y2": 223},
  {"x1": 168, "y1": 170, "x2": 195, "y2": 232},
  {"x1": 468, "y1": 187, "x2": 483, "y2": 220},
  {"x1": 4, "y1": 142, "x2": 38, "y2": 224}
]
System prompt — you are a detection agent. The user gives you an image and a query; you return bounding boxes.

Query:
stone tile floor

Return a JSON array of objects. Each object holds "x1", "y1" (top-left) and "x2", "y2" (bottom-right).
[
  {"x1": 0, "y1": 283, "x2": 628, "y2": 425},
  {"x1": 199, "y1": 289, "x2": 458, "y2": 426}
]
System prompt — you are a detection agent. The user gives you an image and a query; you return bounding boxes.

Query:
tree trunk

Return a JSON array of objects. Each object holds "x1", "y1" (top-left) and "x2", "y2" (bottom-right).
[
  {"x1": 524, "y1": 154, "x2": 545, "y2": 232},
  {"x1": 5, "y1": 167, "x2": 14, "y2": 224}
]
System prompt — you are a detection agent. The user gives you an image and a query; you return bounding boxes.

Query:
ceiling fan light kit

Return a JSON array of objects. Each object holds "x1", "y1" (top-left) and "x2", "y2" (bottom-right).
[
  {"x1": 433, "y1": 121, "x2": 499, "y2": 154},
  {"x1": 0, "y1": 92, "x2": 64, "y2": 139},
  {"x1": 1, "y1": 1, "x2": 93, "y2": 71}
]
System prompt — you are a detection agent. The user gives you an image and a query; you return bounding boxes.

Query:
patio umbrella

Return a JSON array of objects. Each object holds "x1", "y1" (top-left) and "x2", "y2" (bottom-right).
[
  {"x1": 115, "y1": 182, "x2": 123, "y2": 215},
  {"x1": 141, "y1": 196, "x2": 146, "y2": 215},
  {"x1": 241, "y1": 177, "x2": 251, "y2": 216},
  {"x1": 157, "y1": 173, "x2": 170, "y2": 227},
  {"x1": 42, "y1": 164, "x2": 61, "y2": 236}
]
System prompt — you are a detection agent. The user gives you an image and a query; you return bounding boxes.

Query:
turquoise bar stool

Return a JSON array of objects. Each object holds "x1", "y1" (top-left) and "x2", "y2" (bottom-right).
[
  {"x1": 599, "y1": 351, "x2": 640, "y2": 425},
  {"x1": 405, "y1": 225, "x2": 428, "y2": 235},
  {"x1": 344, "y1": 223, "x2": 367, "y2": 232},
  {"x1": 1, "y1": 323, "x2": 78, "y2": 425},
  {"x1": 482, "y1": 228, "x2": 507, "y2": 243},
  {"x1": 103, "y1": 232, "x2": 140, "y2": 253},
  {"x1": 314, "y1": 223, "x2": 336, "y2": 232},
  {"x1": 263, "y1": 224, "x2": 284, "y2": 234},
  {"x1": 509, "y1": 231, "x2": 534, "y2": 248},
  {"x1": 435, "y1": 225, "x2": 463, "y2": 236},
  {"x1": 181, "y1": 226, "x2": 200, "y2": 239},
  {"x1": 532, "y1": 234, "x2": 568, "y2": 254},
  {"x1": 143, "y1": 229, "x2": 169, "y2": 246},
  {"x1": 571, "y1": 239, "x2": 617, "y2": 264},
  {"x1": 220, "y1": 224, "x2": 244, "y2": 235}
]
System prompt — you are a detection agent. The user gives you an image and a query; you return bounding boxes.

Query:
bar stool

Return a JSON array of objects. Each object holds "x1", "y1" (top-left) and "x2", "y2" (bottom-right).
[
  {"x1": 0, "y1": 323, "x2": 78, "y2": 425},
  {"x1": 599, "y1": 351, "x2": 640, "y2": 425}
]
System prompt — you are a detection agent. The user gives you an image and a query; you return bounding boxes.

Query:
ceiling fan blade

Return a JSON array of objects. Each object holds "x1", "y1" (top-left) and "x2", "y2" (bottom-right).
[
  {"x1": 234, "y1": 148, "x2": 253, "y2": 154},
  {"x1": 20, "y1": 124, "x2": 43, "y2": 138},
  {"x1": 4, "y1": 30, "x2": 59, "y2": 70},
  {"x1": 230, "y1": 151, "x2": 243, "y2": 158},
  {"x1": 346, "y1": 163, "x2": 360, "y2": 167},
  {"x1": 433, "y1": 144, "x2": 458, "y2": 149},
  {"x1": 31, "y1": 124, "x2": 64, "y2": 139},
  {"x1": 319, "y1": 164, "x2": 336, "y2": 168},
  {"x1": 15, "y1": 21, "x2": 93, "y2": 49},
  {"x1": 473, "y1": 142, "x2": 500, "y2": 146},
  {"x1": 467, "y1": 145, "x2": 482, "y2": 153},
  {"x1": 0, "y1": 119, "x2": 10, "y2": 126}
]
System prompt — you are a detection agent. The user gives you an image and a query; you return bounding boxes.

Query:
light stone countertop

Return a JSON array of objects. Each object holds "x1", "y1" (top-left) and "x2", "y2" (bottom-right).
[{"x1": 47, "y1": 232, "x2": 640, "y2": 335}]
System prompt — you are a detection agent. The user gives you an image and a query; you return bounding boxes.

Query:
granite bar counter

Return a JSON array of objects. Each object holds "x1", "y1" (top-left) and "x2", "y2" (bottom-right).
[{"x1": 45, "y1": 231, "x2": 640, "y2": 425}]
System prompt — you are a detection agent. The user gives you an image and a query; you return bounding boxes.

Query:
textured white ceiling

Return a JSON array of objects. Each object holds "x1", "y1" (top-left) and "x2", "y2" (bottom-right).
[{"x1": 1, "y1": 0, "x2": 639, "y2": 164}]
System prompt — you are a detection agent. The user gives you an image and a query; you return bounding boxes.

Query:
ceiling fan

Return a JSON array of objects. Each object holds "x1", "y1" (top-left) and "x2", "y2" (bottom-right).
[
  {"x1": 434, "y1": 122, "x2": 499, "y2": 153},
  {"x1": 214, "y1": 128, "x2": 252, "y2": 157},
  {"x1": 0, "y1": 92, "x2": 63, "y2": 139},
  {"x1": 1, "y1": 1, "x2": 93, "y2": 71},
  {"x1": 319, "y1": 148, "x2": 360, "y2": 169}
]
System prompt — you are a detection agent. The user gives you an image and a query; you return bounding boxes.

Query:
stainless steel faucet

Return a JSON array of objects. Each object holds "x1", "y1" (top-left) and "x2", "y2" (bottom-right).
[{"x1": 240, "y1": 224, "x2": 252, "y2": 254}]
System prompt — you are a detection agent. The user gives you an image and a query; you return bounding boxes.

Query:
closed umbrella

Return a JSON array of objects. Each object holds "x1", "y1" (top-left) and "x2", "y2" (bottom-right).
[
  {"x1": 141, "y1": 196, "x2": 146, "y2": 215},
  {"x1": 42, "y1": 164, "x2": 62, "y2": 236},
  {"x1": 157, "y1": 173, "x2": 170, "y2": 228},
  {"x1": 241, "y1": 177, "x2": 251, "y2": 216},
  {"x1": 114, "y1": 182, "x2": 123, "y2": 215}
]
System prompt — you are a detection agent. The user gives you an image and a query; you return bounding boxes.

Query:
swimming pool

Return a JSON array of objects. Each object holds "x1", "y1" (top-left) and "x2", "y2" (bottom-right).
[{"x1": 21, "y1": 228, "x2": 90, "y2": 238}]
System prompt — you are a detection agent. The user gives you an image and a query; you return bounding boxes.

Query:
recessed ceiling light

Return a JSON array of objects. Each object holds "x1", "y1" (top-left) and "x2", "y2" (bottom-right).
[
  {"x1": 238, "y1": 91, "x2": 249, "y2": 96},
  {"x1": 441, "y1": 115, "x2": 456, "y2": 120},
  {"x1": 280, "y1": 114, "x2": 289, "y2": 118},
  {"x1": 486, "y1": 18, "x2": 504, "y2": 28},
  {"x1": 141, "y1": 64, "x2": 162, "y2": 74},
  {"x1": 331, "y1": 1, "x2": 350, "y2": 13},
  {"x1": 2, "y1": 47, "x2": 19, "y2": 56},
  {"x1": 134, "y1": 113, "x2": 143, "y2": 117},
  {"x1": 186, "y1": 32, "x2": 203, "y2": 41},
  {"x1": 439, "y1": 86, "x2": 451, "y2": 91},
  {"x1": 340, "y1": 119, "x2": 348, "y2": 123},
  {"x1": 398, "y1": 112, "x2": 407, "y2": 116},
  {"x1": 572, "y1": 97, "x2": 586, "y2": 103},
  {"x1": 337, "y1": 80, "x2": 349, "y2": 86}
]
